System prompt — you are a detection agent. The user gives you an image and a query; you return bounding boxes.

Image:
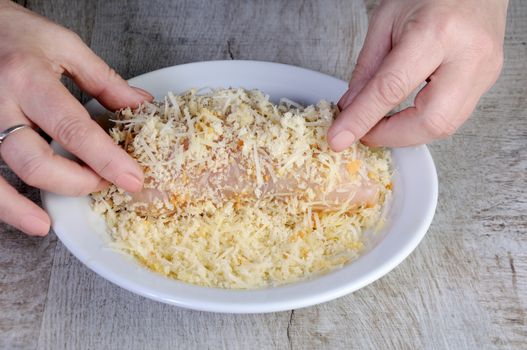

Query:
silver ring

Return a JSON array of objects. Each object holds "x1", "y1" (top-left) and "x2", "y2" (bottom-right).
[{"x1": 0, "y1": 124, "x2": 33, "y2": 146}]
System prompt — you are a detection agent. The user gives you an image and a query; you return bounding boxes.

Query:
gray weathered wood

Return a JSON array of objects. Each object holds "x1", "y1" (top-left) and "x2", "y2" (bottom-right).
[{"x1": 0, "y1": 0, "x2": 526, "y2": 349}]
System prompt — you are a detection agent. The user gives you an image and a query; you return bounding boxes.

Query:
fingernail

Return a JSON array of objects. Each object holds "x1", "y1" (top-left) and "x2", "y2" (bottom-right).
[
  {"x1": 115, "y1": 172, "x2": 143, "y2": 192},
  {"x1": 329, "y1": 130, "x2": 355, "y2": 152},
  {"x1": 131, "y1": 86, "x2": 154, "y2": 100},
  {"x1": 20, "y1": 215, "x2": 50, "y2": 236}
]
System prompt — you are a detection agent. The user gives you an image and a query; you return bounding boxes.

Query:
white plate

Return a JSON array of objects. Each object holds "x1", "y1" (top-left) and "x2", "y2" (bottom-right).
[{"x1": 41, "y1": 60, "x2": 438, "y2": 313}]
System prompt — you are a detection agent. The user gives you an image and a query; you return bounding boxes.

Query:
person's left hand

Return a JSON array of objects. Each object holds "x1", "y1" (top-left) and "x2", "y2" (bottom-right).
[{"x1": 0, "y1": 1, "x2": 153, "y2": 236}]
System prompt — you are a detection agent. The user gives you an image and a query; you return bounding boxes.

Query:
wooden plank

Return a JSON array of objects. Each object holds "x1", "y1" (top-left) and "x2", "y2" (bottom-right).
[
  {"x1": 0, "y1": 1, "x2": 96, "y2": 349},
  {"x1": 38, "y1": 244, "x2": 292, "y2": 350},
  {"x1": 82, "y1": 0, "x2": 368, "y2": 81},
  {"x1": 0, "y1": 204, "x2": 56, "y2": 350}
]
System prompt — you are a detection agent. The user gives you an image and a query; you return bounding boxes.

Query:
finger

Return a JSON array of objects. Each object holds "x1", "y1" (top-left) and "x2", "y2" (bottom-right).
[
  {"x1": 339, "y1": 6, "x2": 393, "y2": 110},
  {"x1": 328, "y1": 31, "x2": 444, "y2": 152},
  {"x1": 57, "y1": 33, "x2": 153, "y2": 110},
  {"x1": 16, "y1": 75, "x2": 144, "y2": 192},
  {"x1": 0, "y1": 176, "x2": 50, "y2": 236},
  {"x1": 362, "y1": 63, "x2": 480, "y2": 147},
  {"x1": 0, "y1": 105, "x2": 108, "y2": 195}
]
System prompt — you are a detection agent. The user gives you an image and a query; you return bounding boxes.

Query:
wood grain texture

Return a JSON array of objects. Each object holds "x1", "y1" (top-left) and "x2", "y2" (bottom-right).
[
  {"x1": 37, "y1": 244, "x2": 292, "y2": 350},
  {"x1": 0, "y1": 183, "x2": 56, "y2": 350},
  {"x1": 0, "y1": 0, "x2": 526, "y2": 349}
]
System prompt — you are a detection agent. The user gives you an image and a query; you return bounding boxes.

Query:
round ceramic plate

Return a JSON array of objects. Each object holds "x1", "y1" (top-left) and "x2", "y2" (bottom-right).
[{"x1": 41, "y1": 60, "x2": 438, "y2": 313}]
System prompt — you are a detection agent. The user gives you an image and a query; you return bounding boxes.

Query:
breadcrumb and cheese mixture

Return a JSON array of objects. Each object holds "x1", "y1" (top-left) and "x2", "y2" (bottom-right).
[{"x1": 91, "y1": 88, "x2": 392, "y2": 289}]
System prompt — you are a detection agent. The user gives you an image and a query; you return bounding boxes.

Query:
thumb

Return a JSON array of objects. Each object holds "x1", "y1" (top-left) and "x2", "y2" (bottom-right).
[{"x1": 58, "y1": 34, "x2": 153, "y2": 110}]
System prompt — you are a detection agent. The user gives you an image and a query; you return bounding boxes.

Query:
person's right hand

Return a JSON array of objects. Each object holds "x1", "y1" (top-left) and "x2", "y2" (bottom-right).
[
  {"x1": 328, "y1": 0, "x2": 507, "y2": 150},
  {"x1": 0, "y1": 1, "x2": 153, "y2": 236}
]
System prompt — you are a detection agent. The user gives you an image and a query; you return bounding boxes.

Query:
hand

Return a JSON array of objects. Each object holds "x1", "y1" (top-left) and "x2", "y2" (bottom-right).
[
  {"x1": 0, "y1": 1, "x2": 153, "y2": 236},
  {"x1": 328, "y1": 0, "x2": 508, "y2": 151}
]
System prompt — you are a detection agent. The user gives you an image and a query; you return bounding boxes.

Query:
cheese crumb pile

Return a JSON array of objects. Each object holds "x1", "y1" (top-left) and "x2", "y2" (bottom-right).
[{"x1": 91, "y1": 88, "x2": 392, "y2": 289}]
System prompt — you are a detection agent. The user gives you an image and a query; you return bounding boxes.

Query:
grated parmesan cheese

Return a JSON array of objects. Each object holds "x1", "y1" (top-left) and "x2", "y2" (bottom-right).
[{"x1": 91, "y1": 88, "x2": 393, "y2": 289}]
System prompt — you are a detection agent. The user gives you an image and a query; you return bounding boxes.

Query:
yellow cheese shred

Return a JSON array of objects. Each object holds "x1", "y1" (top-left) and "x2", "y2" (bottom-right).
[{"x1": 92, "y1": 88, "x2": 392, "y2": 289}]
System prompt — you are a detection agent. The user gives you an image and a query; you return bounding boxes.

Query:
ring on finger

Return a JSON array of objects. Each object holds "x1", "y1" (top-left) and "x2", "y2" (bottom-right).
[{"x1": 0, "y1": 124, "x2": 34, "y2": 146}]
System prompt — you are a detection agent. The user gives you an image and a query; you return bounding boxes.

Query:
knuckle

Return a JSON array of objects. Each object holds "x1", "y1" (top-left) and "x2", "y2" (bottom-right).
[
  {"x1": 351, "y1": 61, "x2": 374, "y2": 83},
  {"x1": 54, "y1": 117, "x2": 89, "y2": 152},
  {"x1": 52, "y1": 24, "x2": 86, "y2": 46},
  {"x1": 403, "y1": 10, "x2": 461, "y2": 45},
  {"x1": 493, "y1": 50, "x2": 504, "y2": 77},
  {"x1": 96, "y1": 158, "x2": 115, "y2": 176},
  {"x1": 464, "y1": 34, "x2": 504, "y2": 82},
  {"x1": 467, "y1": 32, "x2": 500, "y2": 60},
  {"x1": 106, "y1": 67, "x2": 120, "y2": 80},
  {"x1": 17, "y1": 152, "x2": 47, "y2": 187},
  {"x1": 0, "y1": 52, "x2": 32, "y2": 73},
  {"x1": 0, "y1": 52, "x2": 56, "y2": 94},
  {"x1": 484, "y1": 49, "x2": 505, "y2": 84},
  {"x1": 63, "y1": 29, "x2": 83, "y2": 43},
  {"x1": 375, "y1": 71, "x2": 409, "y2": 106},
  {"x1": 421, "y1": 112, "x2": 458, "y2": 139},
  {"x1": 105, "y1": 66, "x2": 125, "y2": 87},
  {"x1": 101, "y1": 64, "x2": 120, "y2": 82},
  {"x1": 0, "y1": 52, "x2": 35, "y2": 86},
  {"x1": 432, "y1": 11, "x2": 462, "y2": 39},
  {"x1": 349, "y1": 110, "x2": 377, "y2": 136},
  {"x1": 402, "y1": 18, "x2": 428, "y2": 36},
  {"x1": 481, "y1": 42, "x2": 504, "y2": 78},
  {"x1": 495, "y1": 49, "x2": 504, "y2": 70},
  {"x1": 93, "y1": 66, "x2": 123, "y2": 97}
]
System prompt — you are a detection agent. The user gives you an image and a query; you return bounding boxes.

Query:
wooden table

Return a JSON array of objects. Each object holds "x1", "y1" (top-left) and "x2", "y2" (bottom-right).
[{"x1": 1, "y1": 0, "x2": 526, "y2": 349}]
